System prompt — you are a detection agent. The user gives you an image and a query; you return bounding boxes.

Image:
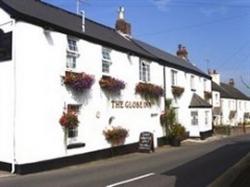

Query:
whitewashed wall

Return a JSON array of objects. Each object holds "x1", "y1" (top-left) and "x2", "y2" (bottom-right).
[
  {"x1": 0, "y1": 9, "x2": 15, "y2": 163},
  {"x1": 13, "y1": 21, "x2": 165, "y2": 164},
  {"x1": 164, "y1": 67, "x2": 212, "y2": 137},
  {"x1": 0, "y1": 7, "x2": 213, "y2": 165}
]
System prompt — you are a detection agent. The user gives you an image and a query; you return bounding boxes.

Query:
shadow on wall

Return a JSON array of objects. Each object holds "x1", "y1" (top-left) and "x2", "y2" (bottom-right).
[{"x1": 161, "y1": 141, "x2": 250, "y2": 187}]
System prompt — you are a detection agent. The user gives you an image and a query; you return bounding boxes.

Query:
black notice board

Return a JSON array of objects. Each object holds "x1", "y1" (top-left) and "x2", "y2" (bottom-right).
[{"x1": 138, "y1": 131, "x2": 154, "y2": 153}]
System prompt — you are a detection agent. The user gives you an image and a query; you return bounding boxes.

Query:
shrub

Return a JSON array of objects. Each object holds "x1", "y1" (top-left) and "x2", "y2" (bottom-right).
[
  {"x1": 168, "y1": 123, "x2": 187, "y2": 141},
  {"x1": 103, "y1": 126, "x2": 129, "y2": 146},
  {"x1": 135, "y1": 82, "x2": 163, "y2": 101},
  {"x1": 99, "y1": 76, "x2": 125, "y2": 93}
]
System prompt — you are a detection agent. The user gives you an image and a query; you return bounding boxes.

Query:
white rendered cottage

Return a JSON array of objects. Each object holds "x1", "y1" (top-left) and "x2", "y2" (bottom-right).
[
  {"x1": 210, "y1": 70, "x2": 250, "y2": 126},
  {"x1": 0, "y1": 0, "x2": 212, "y2": 173}
]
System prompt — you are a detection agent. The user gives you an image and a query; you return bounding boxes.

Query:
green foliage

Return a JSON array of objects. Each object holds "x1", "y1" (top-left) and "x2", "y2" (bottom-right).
[
  {"x1": 160, "y1": 99, "x2": 186, "y2": 141},
  {"x1": 168, "y1": 123, "x2": 187, "y2": 141}
]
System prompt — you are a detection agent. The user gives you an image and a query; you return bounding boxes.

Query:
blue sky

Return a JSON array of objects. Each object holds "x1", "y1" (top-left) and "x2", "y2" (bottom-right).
[{"x1": 44, "y1": 0, "x2": 250, "y2": 95}]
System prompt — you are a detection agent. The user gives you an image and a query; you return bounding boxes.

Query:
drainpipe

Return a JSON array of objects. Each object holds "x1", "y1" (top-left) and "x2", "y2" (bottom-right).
[
  {"x1": 11, "y1": 19, "x2": 17, "y2": 174},
  {"x1": 163, "y1": 66, "x2": 166, "y2": 111}
]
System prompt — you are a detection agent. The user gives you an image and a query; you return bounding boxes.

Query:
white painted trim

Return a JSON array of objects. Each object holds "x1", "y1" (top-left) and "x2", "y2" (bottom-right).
[{"x1": 106, "y1": 173, "x2": 155, "y2": 187}]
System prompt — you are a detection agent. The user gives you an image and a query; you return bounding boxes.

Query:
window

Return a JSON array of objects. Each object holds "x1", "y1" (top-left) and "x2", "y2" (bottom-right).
[
  {"x1": 239, "y1": 101, "x2": 241, "y2": 111},
  {"x1": 68, "y1": 38, "x2": 78, "y2": 52},
  {"x1": 0, "y1": 30, "x2": 12, "y2": 62},
  {"x1": 190, "y1": 75, "x2": 195, "y2": 91},
  {"x1": 139, "y1": 59, "x2": 150, "y2": 82},
  {"x1": 191, "y1": 111, "x2": 198, "y2": 125},
  {"x1": 171, "y1": 70, "x2": 177, "y2": 86},
  {"x1": 102, "y1": 47, "x2": 112, "y2": 73},
  {"x1": 67, "y1": 104, "x2": 81, "y2": 141},
  {"x1": 215, "y1": 93, "x2": 218, "y2": 101},
  {"x1": 205, "y1": 111, "x2": 209, "y2": 125},
  {"x1": 66, "y1": 37, "x2": 79, "y2": 68},
  {"x1": 203, "y1": 79, "x2": 207, "y2": 91}
]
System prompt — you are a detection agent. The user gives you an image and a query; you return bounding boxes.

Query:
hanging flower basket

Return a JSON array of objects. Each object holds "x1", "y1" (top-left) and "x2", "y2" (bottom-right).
[
  {"x1": 204, "y1": 91, "x2": 212, "y2": 100},
  {"x1": 135, "y1": 82, "x2": 163, "y2": 101},
  {"x1": 59, "y1": 112, "x2": 79, "y2": 128},
  {"x1": 172, "y1": 86, "x2": 184, "y2": 97},
  {"x1": 103, "y1": 126, "x2": 129, "y2": 146},
  {"x1": 99, "y1": 75, "x2": 125, "y2": 93},
  {"x1": 63, "y1": 71, "x2": 94, "y2": 92}
]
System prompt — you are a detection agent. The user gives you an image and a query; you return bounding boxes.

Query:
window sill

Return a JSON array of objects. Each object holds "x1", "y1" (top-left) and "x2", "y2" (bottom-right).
[{"x1": 67, "y1": 143, "x2": 85, "y2": 149}]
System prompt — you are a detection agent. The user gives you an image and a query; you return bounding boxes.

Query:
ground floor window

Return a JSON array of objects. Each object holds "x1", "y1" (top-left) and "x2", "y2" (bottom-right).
[
  {"x1": 191, "y1": 111, "x2": 198, "y2": 125},
  {"x1": 205, "y1": 111, "x2": 209, "y2": 125},
  {"x1": 67, "y1": 104, "x2": 81, "y2": 144}
]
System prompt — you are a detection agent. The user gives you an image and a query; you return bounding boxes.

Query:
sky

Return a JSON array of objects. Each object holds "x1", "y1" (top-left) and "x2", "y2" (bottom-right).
[{"x1": 43, "y1": 0, "x2": 250, "y2": 95}]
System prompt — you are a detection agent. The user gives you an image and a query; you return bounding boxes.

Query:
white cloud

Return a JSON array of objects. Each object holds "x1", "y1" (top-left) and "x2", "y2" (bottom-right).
[{"x1": 152, "y1": 0, "x2": 172, "y2": 11}]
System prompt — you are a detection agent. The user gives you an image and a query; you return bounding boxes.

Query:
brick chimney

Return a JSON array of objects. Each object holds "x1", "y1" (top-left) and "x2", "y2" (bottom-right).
[
  {"x1": 176, "y1": 44, "x2": 188, "y2": 61},
  {"x1": 229, "y1": 78, "x2": 235, "y2": 87},
  {"x1": 115, "y1": 7, "x2": 131, "y2": 36}
]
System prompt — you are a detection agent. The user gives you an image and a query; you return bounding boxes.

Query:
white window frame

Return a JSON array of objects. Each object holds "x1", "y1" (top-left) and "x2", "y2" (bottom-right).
[
  {"x1": 66, "y1": 104, "x2": 81, "y2": 145},
  {"x1": 139, "y1": 59, "x2": 150, "y2": 82},
  {"x1": 102, "y1": 47, "x2": 112, "y2": 74},
  {"x1": 171, "y1": 70, "x2": 177, "y2": 86},
  {"x1": 203, "y1": 79, "x2": 207, "y2": 91},
  {"x1": 66, "y1": 37, "x2": 79, "y2": 69},
  {"x1": 205, "y1": 111, "x2": 209, "y2": 125},
  {"x1": 191, "y1": 111, "x2": 198, "y2": 125},
  {"x1": 190, "y1": 75, "x2": 195, "y2": 91}
]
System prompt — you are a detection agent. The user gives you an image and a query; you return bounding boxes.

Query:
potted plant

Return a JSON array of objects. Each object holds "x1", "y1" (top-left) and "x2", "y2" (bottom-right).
[
  {"x1": 204, "y1": 91, "x2": 212, "y2": 101},
  {"x1": 168, "y1": 124, "x2": 187, "y2": 146},
  {"x1": 99, "y1": 75, "x2": 125, "y2": 93},
  {"x1": 103, "y1": 126, "x2": 129, "y2": 146},
  {"x1": 64, "y1": 71, "x2": 95, "y2": 92},
  {"x1": 160, "y1": 99, "x2": 187, "y2": 146},
  {"x1": 172, "y1": 86, "x2": 184, "y2": 98},
  {"x1": 59, "y1": 112, "x2": 79, "y2": 128},
  {"x1": 135, "y1": 82, "x2": 163, "y2": 101}
]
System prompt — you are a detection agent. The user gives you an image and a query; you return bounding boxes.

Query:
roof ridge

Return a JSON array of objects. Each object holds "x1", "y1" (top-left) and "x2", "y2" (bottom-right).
[
  {"x1": 39, "y1": 0, "x2": 79, "y2": 18},
  {"x1": 39, "y1": 0, "x2": 117, "y2": 32}
]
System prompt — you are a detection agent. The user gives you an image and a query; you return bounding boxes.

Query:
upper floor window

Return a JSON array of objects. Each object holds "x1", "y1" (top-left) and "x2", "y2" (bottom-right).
[
  {"x1": 0, "y1": 30, "x2": 12, "y2": 62},
  {"x1": 171, "y1": 70, "x2": 177, "y2": 86},
  {"x1": 66, "y1": 37, "x2": 79, "y2": 69},
  {"x1": 139, "y1": 59, "x2": 150, "y2": 82},
  {"x1": 203, "y1": 79, "x2": 207, "y2": 91},
  {"x1": 102, "y1": 47, "x2": 112, "y2": 73},
  {"x1": 190, "y1": 75, "x2": 195, "y2": 91}
]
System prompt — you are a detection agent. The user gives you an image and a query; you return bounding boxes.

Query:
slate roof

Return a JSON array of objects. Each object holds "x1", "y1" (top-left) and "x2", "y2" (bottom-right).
[
  {"x1": 212, "y1": 81, "x2": 250, "y2": 100},
  {"x1": 189, "y1": 93, "x2": 212, "y2": 108},
  {"x1": 0, "y1": 0, "x2": 210, "y2": 79},
  {"x1": 133, "y1": 39, "x2": 210, "y2": 78}
]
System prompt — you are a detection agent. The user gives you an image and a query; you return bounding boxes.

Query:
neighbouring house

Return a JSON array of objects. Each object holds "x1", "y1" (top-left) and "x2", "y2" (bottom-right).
[
  {"x1": 210, "y1": 70, "x2": 250, "y2": 126},
  {"x1": 0, "y1": 0, "x2": 212, "y2": 173}
]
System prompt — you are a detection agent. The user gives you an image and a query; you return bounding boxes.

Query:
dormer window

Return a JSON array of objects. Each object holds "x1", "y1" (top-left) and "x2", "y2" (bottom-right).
[
  {"x1": 139, "y1": 59, "x2": 150, "y2": 82},
  {"x1": 66, "y1": 37, "x2": 79, "y2": 69},
  {"x1": 102, "y1": 47, "x2": 112, "y2": 73}
]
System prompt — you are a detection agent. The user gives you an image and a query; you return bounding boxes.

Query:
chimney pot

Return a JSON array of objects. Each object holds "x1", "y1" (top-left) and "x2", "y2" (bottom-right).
[
  {"x1": 176, "y1": 44, "x2": 188, "y2": 61},
  {"x1": 229, "y1": 78, "x2": 235, "y2": 87}
]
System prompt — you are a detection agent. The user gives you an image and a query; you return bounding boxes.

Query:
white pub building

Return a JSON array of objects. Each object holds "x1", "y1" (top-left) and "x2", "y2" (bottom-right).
[{"x1": 0, "y1": 0, "x2": 212, "y2": 173}]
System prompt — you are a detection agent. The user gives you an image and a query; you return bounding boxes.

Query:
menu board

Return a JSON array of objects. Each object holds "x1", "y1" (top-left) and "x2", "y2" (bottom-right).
[{"x1": 138, "y1": 131, "x2": 154, "y2": 153}]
